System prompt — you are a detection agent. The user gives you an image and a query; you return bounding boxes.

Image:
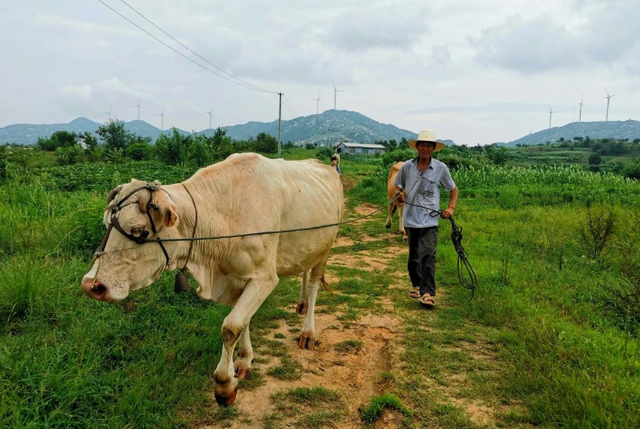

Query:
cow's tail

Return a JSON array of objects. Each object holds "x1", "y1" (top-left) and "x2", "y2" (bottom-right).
[
  {"x1": 390, "y1": 205, "x2": 397, "y2": 215},
  {"x1": 320, "y1": 274, "x2": 334, "y2": 294}
]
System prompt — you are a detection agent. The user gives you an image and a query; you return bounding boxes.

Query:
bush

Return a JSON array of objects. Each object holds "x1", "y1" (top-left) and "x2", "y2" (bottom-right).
[
  {"x1": 126, "y1": 141, "x2": 152, "y2": 161},
  {"x1": 55, "y1": 145, "x2": 84, "y2": 165},
  {"x1": 622, "y1": 162, "x2": 640, "y2": 180},
  {"x1": 579, "y1": 204, "x2": 615, "y2": 259}
]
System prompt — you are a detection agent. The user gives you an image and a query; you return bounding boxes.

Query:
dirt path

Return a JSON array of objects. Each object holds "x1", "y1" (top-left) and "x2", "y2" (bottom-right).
[
  {"x1": 203, "y1": 306, "x2": 403, "y2": 429},
  {"x1": 199, "y1": 204, "x2": 524, "y2": 429}
]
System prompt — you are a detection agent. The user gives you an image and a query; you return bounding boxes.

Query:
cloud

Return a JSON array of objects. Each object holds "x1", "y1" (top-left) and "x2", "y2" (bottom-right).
[
  {"x1": 431, "y1": 45, "x2": 452, "y2": 67},
  {"x1": 326, "y1": 4, "x2": 429, "y2": 52},
  {"x1": 470, "y1": 0, "x2": 640, "y2": 73},
  {"x1": 55, "y1": 78, "x2": 153, "y2": 118},
  {"x1": 469, "y1": 16, "x2": 579, "y2": 72}
]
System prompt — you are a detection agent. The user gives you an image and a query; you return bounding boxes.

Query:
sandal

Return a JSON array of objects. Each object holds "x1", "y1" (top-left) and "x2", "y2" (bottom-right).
[
  {"x1": 419, "y1": 294, "x2": 435, "y2": 307},
  {"x1": 408, "y1": 287, "x2": 421, "y2": 299}
]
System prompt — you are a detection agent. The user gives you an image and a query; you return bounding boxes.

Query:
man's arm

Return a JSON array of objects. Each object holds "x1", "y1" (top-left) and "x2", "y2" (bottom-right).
[{"x1": 441, "y1": 187, "x2": 458, "y2": 219}]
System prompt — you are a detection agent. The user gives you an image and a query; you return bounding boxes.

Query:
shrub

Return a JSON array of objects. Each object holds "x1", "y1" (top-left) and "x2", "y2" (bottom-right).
[
  {"x1": 55, "y1": 145, "x2": 84, "y2": 165},
  {"x1": 126, "y1": 141, "x2": 152, "y2": 161},
  {"x1": 579, "y1": 204, "x2": 615, "y2": 259}
]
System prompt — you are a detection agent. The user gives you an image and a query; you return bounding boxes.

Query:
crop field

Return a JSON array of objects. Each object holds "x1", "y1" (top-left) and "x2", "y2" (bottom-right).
[{"x1": 1, "y1": 151, "x2": 640, "y2": 428}]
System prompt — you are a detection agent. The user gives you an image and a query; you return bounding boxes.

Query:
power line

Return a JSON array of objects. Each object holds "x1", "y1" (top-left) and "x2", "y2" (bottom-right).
[
  {"x1": 283, "y1": 95, "x2": 297, "y2": 118},
  {"x1": 117, "y1": 0, "x2": 272, "y2": 94},
  {"x1": 97, "y1": 0, "x2": 276, "y2": 94}
]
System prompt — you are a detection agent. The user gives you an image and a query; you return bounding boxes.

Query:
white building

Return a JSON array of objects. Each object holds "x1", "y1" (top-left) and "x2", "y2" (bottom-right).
[{"x1": 333, "y1": 142, "x2": 386, "y2": 155}]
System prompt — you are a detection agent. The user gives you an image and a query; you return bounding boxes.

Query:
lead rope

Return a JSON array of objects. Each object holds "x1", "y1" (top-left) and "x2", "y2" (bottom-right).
[
  {"x1": 402, "y1": 200, "x2": 477, "y2": 301},
  {"x1": 174, "y1": 183, "x2": 198, "y2": 292}
]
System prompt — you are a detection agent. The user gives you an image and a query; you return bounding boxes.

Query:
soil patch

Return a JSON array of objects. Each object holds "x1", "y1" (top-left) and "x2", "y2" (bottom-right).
[{"x1": 200, "y1": 308, "x2": 404, "y2": 429}]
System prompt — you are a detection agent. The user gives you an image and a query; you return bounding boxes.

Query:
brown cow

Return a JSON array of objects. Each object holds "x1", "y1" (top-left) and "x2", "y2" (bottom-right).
[{"x1": 385, "y1": 161, "x2": 407, "y2": 239}]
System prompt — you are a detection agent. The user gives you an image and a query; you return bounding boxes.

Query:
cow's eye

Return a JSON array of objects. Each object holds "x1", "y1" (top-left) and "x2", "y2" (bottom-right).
[{"x1": 131, "y1": 227, "x2": 145, "y2": 236}]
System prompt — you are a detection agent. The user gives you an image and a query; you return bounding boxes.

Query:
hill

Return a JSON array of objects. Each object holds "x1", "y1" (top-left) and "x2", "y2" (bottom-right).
[
  {"x1": 222, "y1": 110, "x2": 420, "y2": 146},
  {"x1": 504, "y1": 120, "x2": 640, "y2": 147},
  {"x1": 0, "y1": 117, "x2": 186, "y2": 146},
  {"x1": 0, "y1": 110, "x2": 442, "y2": 147}
]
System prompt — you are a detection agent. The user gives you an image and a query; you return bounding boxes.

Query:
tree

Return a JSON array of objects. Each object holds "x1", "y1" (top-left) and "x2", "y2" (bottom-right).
[
  {"x1": 254, "y1": 132, "x2": 278, "y2": 154},
  {"x1": 37, "y1": 131, "x2": 78, "y2": 151},
  {"x1": 155, "y1": 128, "x2": 192, "y2": 165},
  {"x1": 588, "y1": 153, "x2": 602, "y2": 166},
  {"x1": 79, "y1": 131, "x2": 98, "y2": 151},
  {"x1": 96, "y1": 120, "x2": 133, "y2": 151},
  {"x1": 485, "y1": 145, "x2": 509, "y2": 166},
  {"x1": 126, "y1": 141, "x2": 152, "y2": 161}
]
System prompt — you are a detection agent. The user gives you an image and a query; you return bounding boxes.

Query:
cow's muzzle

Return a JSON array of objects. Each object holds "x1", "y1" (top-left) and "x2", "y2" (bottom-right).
[{"x1": 82, "y1": 277, "x2": 108, "y2": 301}]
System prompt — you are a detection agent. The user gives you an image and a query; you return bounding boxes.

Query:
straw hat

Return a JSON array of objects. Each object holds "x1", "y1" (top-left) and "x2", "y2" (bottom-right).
[{"x1": 408, "y1": 129, "x2": 446, "y2": 151}]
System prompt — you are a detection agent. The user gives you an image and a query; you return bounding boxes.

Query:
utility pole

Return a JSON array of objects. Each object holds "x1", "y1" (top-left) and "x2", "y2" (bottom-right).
[{"x1": 278, "y1": 92, "x2": 283, "y2": 158}]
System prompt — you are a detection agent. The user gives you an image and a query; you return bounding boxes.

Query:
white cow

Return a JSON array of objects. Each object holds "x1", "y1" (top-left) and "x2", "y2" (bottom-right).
[{"x1": 81, "y1": 153, "x2": 344, "y2": 406}]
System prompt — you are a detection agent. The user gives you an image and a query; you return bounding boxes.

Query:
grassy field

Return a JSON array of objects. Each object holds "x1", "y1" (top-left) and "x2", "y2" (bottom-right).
[{"x1": 1, "y1": 151, "x2": 640, "y2": 428}]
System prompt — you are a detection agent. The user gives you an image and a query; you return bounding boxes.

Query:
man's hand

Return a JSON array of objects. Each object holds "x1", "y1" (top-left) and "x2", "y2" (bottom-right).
[
  {"x1": 394, "y1": 190, "x2": 404, "y2": 203},
  {"x1": 441, "y1": 207, "x2": 454, "y2": 218}
]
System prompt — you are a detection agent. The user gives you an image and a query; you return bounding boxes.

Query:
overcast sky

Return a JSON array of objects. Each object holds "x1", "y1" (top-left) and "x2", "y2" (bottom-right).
[{"x1": 1, "y1": 0, "x2": 639, "y2": 145}]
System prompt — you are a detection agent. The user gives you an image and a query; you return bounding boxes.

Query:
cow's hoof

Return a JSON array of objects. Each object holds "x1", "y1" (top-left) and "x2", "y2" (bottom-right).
[
  {"x1": 215, "y1": 389, "x2": 237, "y2": 407},
  {"x1": 296, "y1": 302, "x2": 308, "y2": 315},
  {"x1": 298, "y1": 332, "x2": 315, "y2": 350},
  {"x1": 235, "y1": 362, "x2": 252, "y2": 380}
]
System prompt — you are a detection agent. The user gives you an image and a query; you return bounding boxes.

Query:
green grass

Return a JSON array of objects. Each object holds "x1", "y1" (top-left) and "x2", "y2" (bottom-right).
[
  {"x1": 359, "y1": 393, "x2": 410, "y2": 425},
  {"x1": 2, "y1": 153, "x2": 640, "y2": 428},
  {"x1": 334, "y1": 339, "x2": 364, "y2": 354},
  {"x1": 265, "y1": 387, "x2": 345, "y2": 429}
]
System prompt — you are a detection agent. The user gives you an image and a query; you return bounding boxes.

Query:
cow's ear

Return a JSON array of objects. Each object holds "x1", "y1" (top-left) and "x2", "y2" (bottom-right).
[
  {"x1": 107, "y1": 185, "x2": 123, "y2": 204},
  {"x1": 164, "y1": 204, "x2": 179, "y2": 228}
]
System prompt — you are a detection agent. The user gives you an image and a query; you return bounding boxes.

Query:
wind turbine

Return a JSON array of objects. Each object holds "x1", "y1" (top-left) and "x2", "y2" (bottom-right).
[
  {"x1": 578, "y1": 95, "x2": 586, "y2": 123},
  {"x1": 548, "y1": 105, "x2": 556, "y2": 129},
  {"x1": 333, "y1": 83, "x2": 344, "y2": 110},
  {"x1": 605, "y1": 89, "x2": 616, "y2": 122},
  {"x1": 312, "y1": 92, "x2": 323, "y2": 115},
  {"x1": 205, "y1": 107, "x2": 215, "y2": 129},
  {"x1": 157, "y1": 106, "x2": 167, "y2": 131},
  {"x1": 104, "y1": 107, "x2": 113, "y2": 121},
  {"x1": 134, "y1": 101, "x2": 142, "y2": 121}
]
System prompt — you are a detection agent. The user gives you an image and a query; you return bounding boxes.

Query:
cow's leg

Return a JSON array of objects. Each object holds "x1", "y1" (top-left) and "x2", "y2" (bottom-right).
[
  {"x1": 398, "y1": 204, "x2": 407, "y2": 240},
  {"x1": 298, "y1": 260, "x2": 326, "y2": 350},
  {"x1": 213, "y1": 276, "x2": 277, "y2": 406},
  {"x1": 385, "y1": 203, "x2": 396, "y2": 229},
  {"x1": 296, "y1": 270, "x2": 310, "y2": 314},
  {"x1": 234, "y1": 321, "x2": 253, "y2": 380}
]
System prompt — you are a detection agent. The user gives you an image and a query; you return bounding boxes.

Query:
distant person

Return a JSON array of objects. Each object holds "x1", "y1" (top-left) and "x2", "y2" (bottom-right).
[
  {"x1": 331, "y1": 154, "x2": 341, "y2": 175},
  {"x1": 393, "y1": 129, "x2": 458, "y2": 308}
]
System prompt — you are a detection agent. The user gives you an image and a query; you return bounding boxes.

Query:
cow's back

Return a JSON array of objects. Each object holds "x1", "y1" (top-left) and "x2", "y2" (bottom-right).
[{"x1": 186, "y1": 153, "x2": 343, "y2": 276}]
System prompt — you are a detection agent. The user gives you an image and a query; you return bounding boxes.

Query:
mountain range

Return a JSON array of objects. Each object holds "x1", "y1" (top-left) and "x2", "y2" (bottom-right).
[
  {"x1": 503, "y1": 120, "x2": 640, "y2": 147},
  {"x1": 0, "y1": 110, "x2": 426, "y2": 147}
]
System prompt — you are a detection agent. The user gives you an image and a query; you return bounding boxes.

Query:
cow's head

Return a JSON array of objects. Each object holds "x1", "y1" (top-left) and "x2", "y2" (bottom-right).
[{"x1": 81, "y1": 179, "x2": 180, "y2": 301}]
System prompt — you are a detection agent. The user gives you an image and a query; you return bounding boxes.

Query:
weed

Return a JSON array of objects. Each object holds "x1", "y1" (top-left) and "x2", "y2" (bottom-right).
[
  {"x1": 580, "y1": 204, "x2": 615, "y2": 259},
  {"x1": 267, "y1": 357, "x2": 302, "y2": 380},
  {"x1": 359, "y1": 393, "x2": 410, "y2": 425},
  {"x1": 334, "y1": 339, "x2": 363, "y2": 354}
]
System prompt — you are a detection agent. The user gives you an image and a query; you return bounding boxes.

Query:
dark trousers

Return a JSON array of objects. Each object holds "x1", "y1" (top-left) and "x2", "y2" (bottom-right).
[{"x1": 405, "y1": 226, "x2": 438, "y2": 297}]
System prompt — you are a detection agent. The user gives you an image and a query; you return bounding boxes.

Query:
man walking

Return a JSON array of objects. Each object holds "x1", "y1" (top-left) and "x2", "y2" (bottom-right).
[{"x1": 394, "y1": 130, "x2": 458, "y2": 307}]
